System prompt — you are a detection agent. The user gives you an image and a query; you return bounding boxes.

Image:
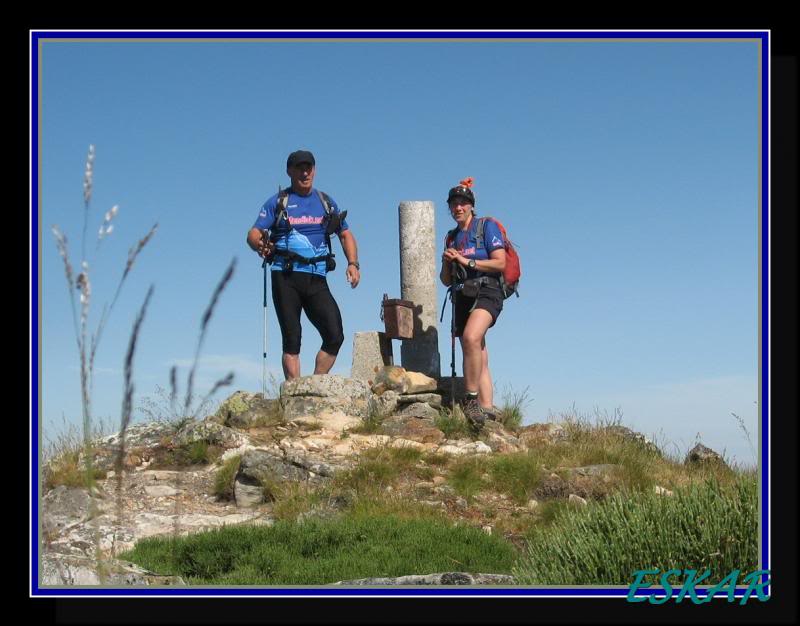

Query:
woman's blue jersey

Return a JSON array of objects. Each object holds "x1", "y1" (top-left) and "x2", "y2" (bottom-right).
[{"x1": 446, "y1": 216, "x2": 505, "y2": 279}]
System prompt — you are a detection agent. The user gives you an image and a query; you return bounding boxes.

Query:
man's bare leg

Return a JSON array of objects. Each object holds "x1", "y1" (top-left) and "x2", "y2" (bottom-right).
[
  {"x1": 314, "y1": 350, "x2": 337, "y2": 375},
  {"x1": 282, "y1": 353, "x2": 301, "y2": 380}
]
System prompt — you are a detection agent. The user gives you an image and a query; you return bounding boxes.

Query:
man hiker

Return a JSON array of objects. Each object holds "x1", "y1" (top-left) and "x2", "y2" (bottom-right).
[{"x1": 247, "y1": 150, "x2": 360, "y2": 380}]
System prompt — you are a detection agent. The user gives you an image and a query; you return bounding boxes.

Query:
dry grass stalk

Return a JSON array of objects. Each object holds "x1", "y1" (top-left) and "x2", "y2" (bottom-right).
[
  {"x1": 82, "y1": 144, "x2": 95, "y2": 260},
  {"x1": 167, "y1": 257, "x2": 237, "y2": 546},
  {"x1": 48, "y1": 145, "x2": 158, "y2": 582},
  {"x1": 184, "y1": 257, "x2": 237, "y2": 414},
  {"x1": 113, "y1": 286, "x2": 154, "y2": 555}
]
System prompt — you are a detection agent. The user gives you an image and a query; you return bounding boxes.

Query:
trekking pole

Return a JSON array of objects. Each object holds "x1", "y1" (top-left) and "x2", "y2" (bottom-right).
[
  {"x1": 438, "y1": 264, "x2": 458, "y2": 412},
  {"x1": 261, "y1": 229, "x2": 270, "y2": 398},
  {"x1": 450, "y1": 262, "x2": 457, "y2": 412}
]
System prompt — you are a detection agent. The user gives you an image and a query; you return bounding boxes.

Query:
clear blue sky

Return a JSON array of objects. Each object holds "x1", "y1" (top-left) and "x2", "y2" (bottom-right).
[{"x1": 36, "y1": 33, "x2": 762, "y2": 467}]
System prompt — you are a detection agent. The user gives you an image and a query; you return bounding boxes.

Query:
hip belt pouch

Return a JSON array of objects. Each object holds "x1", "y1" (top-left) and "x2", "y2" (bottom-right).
[{"x1": 459, "y1": 278, "x2": 482, "y2": 298}]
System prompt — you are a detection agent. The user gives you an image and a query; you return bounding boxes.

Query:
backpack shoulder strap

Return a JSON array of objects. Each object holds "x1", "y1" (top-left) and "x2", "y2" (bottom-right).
[
  {"x1": 475, "y1": 216, "x2": 489, "y2": 252},
  {"x1": 445, "y1": 226, "x2": 459, "y2": 248},
  {"x1": 317, "y1": 190, "x2": 333, "y2": 215},
  {"x1": 274, "y1": 188, "x2": 290, "y2": 227}
]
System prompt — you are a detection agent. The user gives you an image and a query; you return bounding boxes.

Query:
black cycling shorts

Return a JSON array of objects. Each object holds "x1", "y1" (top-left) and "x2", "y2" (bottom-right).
[
  {"x1": 452, "y1": 280, "x2": 503, "y2": 337},
  {"x1": 271, "y1": 271, "x2": 344, "y2": 355}
]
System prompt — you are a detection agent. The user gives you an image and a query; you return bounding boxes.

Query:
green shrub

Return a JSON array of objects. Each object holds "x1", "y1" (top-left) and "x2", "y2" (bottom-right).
[
  {"x1": 120, "y1": 512, "x2": 517, "y2": 585},
  {"x1": 512, "y1": 475, "x2": 758, "y2": 585},
  {"x1": 213, "y1": 455, "x2": 241, "y2": 500},
  {"x1": 497, "y1": 385, "x2": 531, "y2": 430}
]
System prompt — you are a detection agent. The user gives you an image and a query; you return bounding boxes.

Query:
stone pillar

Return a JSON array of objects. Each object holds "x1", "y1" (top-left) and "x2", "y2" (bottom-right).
[
  {"x1": 351, "y1": 331, "x2": 394, "y2": 382},
  {"x1": 398, "y1": 201, "x2": 440, "y2": 378}
]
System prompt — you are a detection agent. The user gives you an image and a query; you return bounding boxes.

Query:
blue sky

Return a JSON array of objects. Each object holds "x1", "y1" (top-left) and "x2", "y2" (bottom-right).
[{"x1": 36, "y1": 33, "x2": 762, "y2": 467}]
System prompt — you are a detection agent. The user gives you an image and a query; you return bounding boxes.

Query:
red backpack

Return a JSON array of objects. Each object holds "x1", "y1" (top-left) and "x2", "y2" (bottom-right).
[{"x1": 446, "y1": 216, "x2": 521, "y2": 299}]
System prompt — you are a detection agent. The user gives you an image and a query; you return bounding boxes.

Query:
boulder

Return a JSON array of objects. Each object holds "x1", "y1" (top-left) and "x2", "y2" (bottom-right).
[
  {"x1": 281, "y1": 375, "x2": 372, "y2": 421},
  {"x1": 234, "y1": 476, "x2": 265, "y2": 507},
  {"x1": 685, "y1": 443, "x2": 727, "y2": 468},
  {"x1": 370, "y1": 366, "x2": 409, "y2": 395},
  {"x1": 481, "y1": 422, "x2": 523, "y2": 453},
  {"x1": 397, "y1": 393, "x2": 443, "y2": 408},
  {"x1": 291, "y1": 410, "x2": 362, "y2": 434},
  {"x1": 518, "y1": 423, "x2": 568, "y2": 448},
  {"x1": 238, "y1": 449, "x2": 308, "y2": 484},
  {"x1": 212, "y1": 391, "x2": 280, "y2": 428},
  {"x1": 404, "y1": 371, "x2": 438, "y2": 394},
  {"x1": 397, "y1": 402, "x2": 440, "y2": 421},
  {"x1": 604, "y1": 425, "x2": 662, "y2": 456},
  {"x1": 379, "y1": 417, "x2": 445, "y2": 444},
  {"x1": 368, "y1": 390, "x2": 400, "y2": 418},
  {"x1": 173, "y1": 420, "x2": 250, "y2": 448}
]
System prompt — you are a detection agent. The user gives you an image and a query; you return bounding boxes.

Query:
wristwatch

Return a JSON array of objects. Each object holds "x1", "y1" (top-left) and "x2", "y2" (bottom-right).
[
  {"x1": 348, "y1": 261, "x2": 360, "y2": 270},
  {"x1": 468, "y1": 259, "x2": 476, "y2": 270}
]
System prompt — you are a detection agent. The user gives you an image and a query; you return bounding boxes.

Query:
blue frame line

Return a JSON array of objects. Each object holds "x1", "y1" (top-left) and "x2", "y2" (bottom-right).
[
  {"x1": 760, "y1": 30, "x2": 770, "y2": 591},
  {"x1": 30, "y1": 586, "x2": 753, "y2": 598},
  {"x1": 31, "y1": 31, "x2": 41, "y2": 597},
  {"x1": 30, "y1": 29, "x2": 770, "y2": 599},
  {"x1": 32, "y1": 30, "x2": 768, "y2": 41}
]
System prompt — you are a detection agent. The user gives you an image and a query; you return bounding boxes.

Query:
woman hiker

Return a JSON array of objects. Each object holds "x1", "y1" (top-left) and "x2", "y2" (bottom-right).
[{"x1": 439, "y1": 177, "x2": 506, "y2": 431}]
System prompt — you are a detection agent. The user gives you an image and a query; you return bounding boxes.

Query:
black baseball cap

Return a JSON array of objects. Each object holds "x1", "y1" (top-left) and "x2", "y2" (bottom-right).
[
  {"x1": 447, "y1": 184, "x2": 475, "y2": 207},
  {"x1": 286, "y1": 150, "x2": 316, "y2": 168}
]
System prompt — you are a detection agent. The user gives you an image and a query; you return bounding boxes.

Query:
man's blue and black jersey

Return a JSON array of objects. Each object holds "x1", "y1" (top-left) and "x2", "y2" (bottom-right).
[{"x1": 253, "y1": 188, "x2": 349, "y2": 276}]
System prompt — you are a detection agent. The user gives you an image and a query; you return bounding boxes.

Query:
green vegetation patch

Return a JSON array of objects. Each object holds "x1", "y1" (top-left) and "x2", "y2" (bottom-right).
[
  {"x1": 487, "y1": 453, "x2": 544, "y2": 505},
  {"x1": 120, "y1": 512, "x2": 516, "y2": 585},
  {"x1": 447, "y1": 457, "x2": 489, "y2": 502},
  {"x1": 435, "y1": 406, "x2": 472, "y2": 440},
  {"x1": 43, "y1": 450, "x2": 106, "y2": 490},
  {"x1": 212, "y1": 455, "x2": 242, "y2": 500},
  {"x1": 512, "y1": 476, "x2": 758, "y2": 585},
  {"x1": 150, "y1": 440, "x2": 222, "y2": 469}
]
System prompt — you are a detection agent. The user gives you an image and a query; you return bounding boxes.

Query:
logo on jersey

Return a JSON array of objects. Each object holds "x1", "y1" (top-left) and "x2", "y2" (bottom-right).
[
  {"x1": 491, "y1": 235, "x2": 502, "y2": 247},
  {"x1": 288, "y1": 215, "x2": 324, "y2": 226}
]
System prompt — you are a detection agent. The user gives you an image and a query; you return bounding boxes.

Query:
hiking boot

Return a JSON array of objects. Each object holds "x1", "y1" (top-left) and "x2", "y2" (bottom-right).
[
  {"x1": 462, "y1": 395, "x2": 485, "y2": 431},
  {"x1": 483, "y1": 406, "x2": 502, "y2": 422}
]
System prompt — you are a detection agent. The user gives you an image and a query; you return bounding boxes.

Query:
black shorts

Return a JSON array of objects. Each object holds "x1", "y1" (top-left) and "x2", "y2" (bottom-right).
[
  {"x1": 271, "y1": 270, "x2": 344, "y2": 355},
  {"x1": 452, "y1": 280, "x2": 504, "y2": 337}
]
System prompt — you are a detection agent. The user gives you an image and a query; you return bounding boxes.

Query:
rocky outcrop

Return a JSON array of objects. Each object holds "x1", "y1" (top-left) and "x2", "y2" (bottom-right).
[
  {"x1": 211, "y1": 391, "x2": 280, "y2": 429},
  {"x1": 282, "y1": 375, "x2": 372, "y2": 422},
  {"x1": 40, "y1": 373, "x2": 675, "y2": 588},
  {"x1": 42, "y1": 553, "x2": 186, "y2": 586},
  {"x1": 173, "y1": 419, "x2": 251, "y2": 448}
]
